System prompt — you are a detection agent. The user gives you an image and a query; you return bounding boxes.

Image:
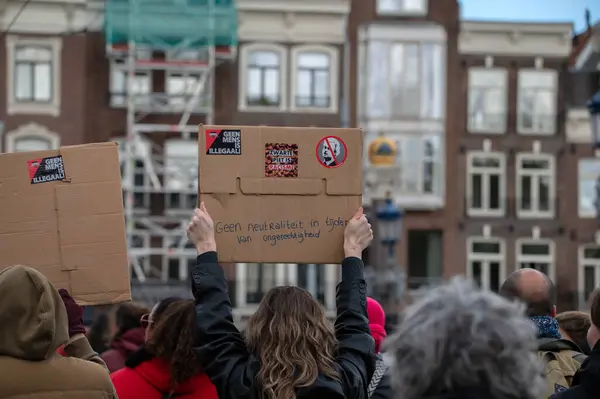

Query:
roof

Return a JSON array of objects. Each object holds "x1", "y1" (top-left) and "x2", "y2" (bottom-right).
[{"x1": 570, "y1": 21, "x2": 600, "y2": 69}]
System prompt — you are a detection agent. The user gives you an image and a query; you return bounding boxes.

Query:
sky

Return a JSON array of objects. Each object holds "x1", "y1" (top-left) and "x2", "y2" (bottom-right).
[{"x1": 460, "y1": 0, "x2": 600, "y2": 33}]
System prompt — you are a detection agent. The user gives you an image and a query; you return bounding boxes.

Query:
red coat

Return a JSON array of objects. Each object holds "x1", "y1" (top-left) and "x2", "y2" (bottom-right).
[{"x1": 111, "y1": 356, "x2": 218, "y2": 399}]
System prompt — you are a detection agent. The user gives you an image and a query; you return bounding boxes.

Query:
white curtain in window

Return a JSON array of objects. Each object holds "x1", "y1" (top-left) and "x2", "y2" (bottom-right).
[
  {"x1": 164, "y1": 140, "x2": 198, "y2": 190},
  {"x1": 367, "y1": 42, "x2": 389, "y2": 118},
  {"x1": 247, "y1": 51, "x2": 280, "y2": 104},
  {"x1": 421, "y1": 44, "x2": 444, "y2": 119},
  {"x1": 14, "y1": 47, "x2": 52, "y2": 102}
]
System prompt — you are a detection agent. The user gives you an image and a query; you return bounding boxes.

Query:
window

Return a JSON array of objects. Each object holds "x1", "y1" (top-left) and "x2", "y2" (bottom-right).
[
  {"x1": 395, "y1": 134, "x2": 443, "y2": 195},
  {"x1": 467, "y1": 237, "x2": 505, "y2": 291},
  {"x1": 246, "y1": 263, "x2": 277, "y2": 303},
  {"x1": 466, "y1": 152, "x2": 505, "y2": 217},
  {"x1": 468, "y1": 68, "x2": 508, "y2": 133},
  {"x1": 579, "y1": 246, "x2": 600, "y2": 309},
  {"x1": 366, "y1": 41, "x2": 444, "y2": 120},
  {"x1": 112, "y1": 137, "x2": 151, "y2": 211},
  {"x1": 240, "y1": 44, "x2": 286, "y2": 110},
  {"x1": 578, "y1": 159, "x2": 600, "y2": 218},
  {"x1": 14, "y1": 46, "x2": 52, "y2": 103},
  {"x1": 166, "y1": 73, "x2": 203, "y2": 108},
  {"x1": 291, "y1": 45, "x2": 338, "y2": 112},
  {"x1": 407, "y1": 230, "x2": 443, "y2": 290},
  {"x1": 516, "y1": 154, "x2": 555, "y2": 218},
  {"x1": 294, "y1": 52, "x2": 330, "y2": 109},
  {"x1": 4, "y1": 123, "x2": 60, "y2": 153},
  {"x1": 6, "y1": 36, "x2": 62, "y2": 116},
  {"x1": 517, "y1": 70, "x2": 558, "y2": 135},
  {"x1": 516, "y1": 239, "x2": 555, "y2": 281},
  {"x1": 297, "y1": 264, "x2": 326, "y2": 304},
  {"x1": 110, "y1": 61, "x2": 151, "y2": 107},
  {"x1": 164, "y1": 139, "x2": 198, "y2": 212},
  {"x1": 377, "y1": 0, "x2": 427, "y2": 14}
]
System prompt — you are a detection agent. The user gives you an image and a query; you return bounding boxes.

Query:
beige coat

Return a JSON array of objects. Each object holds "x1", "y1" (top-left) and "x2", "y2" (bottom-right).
[{"x1": 0, "y1": 265, "x2": 117, "y2": 398}]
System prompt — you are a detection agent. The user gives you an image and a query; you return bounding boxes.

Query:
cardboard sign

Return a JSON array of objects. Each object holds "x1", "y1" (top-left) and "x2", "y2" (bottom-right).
[
  {"x1": 0, "y1": 143, "x2": 131, "y2": 305},
  {"x1": 198, "y1": 125, "x2": 363, "y2": 264}
]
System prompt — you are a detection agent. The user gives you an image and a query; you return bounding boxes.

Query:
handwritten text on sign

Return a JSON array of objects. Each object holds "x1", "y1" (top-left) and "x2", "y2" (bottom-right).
[{"x1": 215, "y1": 217, "x2": 348, "y2": 246}]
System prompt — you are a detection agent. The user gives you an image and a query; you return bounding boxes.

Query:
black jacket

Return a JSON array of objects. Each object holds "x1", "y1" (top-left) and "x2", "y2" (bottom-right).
[
  {"x1": 371, "y1": 372, "x2": 393, "y2": 399},
  {"x1": 551, "y1": 341, "x2": 600, "y2": 399},
  {"x1": 191, "y1": 252, "x2": 376, "y2": 399}
]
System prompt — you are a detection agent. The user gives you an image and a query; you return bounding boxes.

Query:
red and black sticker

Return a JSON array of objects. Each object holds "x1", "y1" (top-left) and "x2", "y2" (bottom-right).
[
  {"x1": 316, "y1": 136, "x2": 347, "y2": 168},
  {"x1": 205, "y1": 129, "x2": 241, "y2": 155},
  {"x1": 27, "y1": 156, "x2": 65, "y2": 184},
  {"x1": 265, "y1": 143, "x2": 298, "y2": 177}
]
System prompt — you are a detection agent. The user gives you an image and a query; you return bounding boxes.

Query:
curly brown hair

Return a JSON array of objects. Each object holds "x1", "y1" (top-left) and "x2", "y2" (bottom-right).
[
  {"x1": 245, "y1": 286, "x2": 340, "y2": 399},
  {"x1": 145, "y1": 298, "x2": 199, "y2": 387}
]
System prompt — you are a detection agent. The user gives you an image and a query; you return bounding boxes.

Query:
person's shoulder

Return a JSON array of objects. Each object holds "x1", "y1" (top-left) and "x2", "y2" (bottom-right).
[{"x1": 51, "y1": 355, "x2": 115, "y2": 389}]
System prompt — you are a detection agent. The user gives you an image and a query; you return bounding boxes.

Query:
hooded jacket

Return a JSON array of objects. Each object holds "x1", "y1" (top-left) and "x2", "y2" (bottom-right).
[
  {"x1": 0, "y1": 265, "x2": 116, "y2": 399},
  {"x1": 101, "y1": 326, "x2": 146, "y2": 372},
  {"x1": 111, "y1": 346, "x2": 219, "y2": 399}
]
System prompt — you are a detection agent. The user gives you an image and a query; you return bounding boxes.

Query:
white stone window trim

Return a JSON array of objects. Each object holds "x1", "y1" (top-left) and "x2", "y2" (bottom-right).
[
  {"x1": 466, "y1": 236, "x2": 506, "y2": 291},
  {"x1": 6, "y1": 35, "x2": 62, "y2": 117},
  {"x1": 578, "y1": 245, "x2": 600, "y2": 310},
  {"x1": 467, "y1": 67, "x2": 509, "y2": 134},
  {"x1": 4, "y1": 122, "x2": 60, "y2": 153},
  {"x1": 516, "y1": 69, "x2": 559, "y2": 136},
  {"x1": 515, "y1": 238, "x2": 556, "y2": 282},
  {"x1": 290, "y1": 44, "x2": 339, "y2": 114},
  {"x1": 466, "y1": 151, "x2": 506, "y2": 218},
  {"x1": 238, "y1": 43, "x2": 288, "y2": 112},
  {"x1": 515, "y1": 152, "x2": 555, "y2": 219}
]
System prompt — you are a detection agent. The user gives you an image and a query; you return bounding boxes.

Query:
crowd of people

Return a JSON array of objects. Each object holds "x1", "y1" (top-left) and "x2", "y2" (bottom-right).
[{"x1": 1, "y1": 202, "x2": 600, "y2": 399}]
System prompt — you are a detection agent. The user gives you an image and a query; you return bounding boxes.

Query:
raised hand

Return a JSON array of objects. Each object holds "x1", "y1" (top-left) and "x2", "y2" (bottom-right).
[
  {"x1": 343, "y1": 207, "x2": 373, "y2": 259},
  {"x1": 187, "y1": 202, "x2": 217, "y2": 254}
]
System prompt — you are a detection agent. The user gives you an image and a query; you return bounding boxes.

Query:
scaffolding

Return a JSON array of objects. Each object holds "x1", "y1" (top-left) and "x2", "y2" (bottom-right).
[{"x1": 104, "y1": 0, "x2": 237, "y2": 282}]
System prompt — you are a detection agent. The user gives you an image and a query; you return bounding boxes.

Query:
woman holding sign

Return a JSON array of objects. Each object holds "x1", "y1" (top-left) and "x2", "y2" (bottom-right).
[{"x1": 187, "y1": 203, "x2": 375, "y2": 399}]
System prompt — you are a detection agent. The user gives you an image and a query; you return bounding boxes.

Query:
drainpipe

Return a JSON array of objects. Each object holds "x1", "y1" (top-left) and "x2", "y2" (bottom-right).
[{"x1": 340, "y1": 14, "x2": 351, "y2": 128}]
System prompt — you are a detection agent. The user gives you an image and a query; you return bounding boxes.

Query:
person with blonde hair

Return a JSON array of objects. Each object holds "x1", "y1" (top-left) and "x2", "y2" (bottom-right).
[{"x1": 187, "y1": 203, "x2": 375, "y2": 399}]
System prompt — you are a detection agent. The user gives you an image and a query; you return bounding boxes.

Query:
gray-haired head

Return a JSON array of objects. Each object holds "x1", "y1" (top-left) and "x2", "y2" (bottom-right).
[{"x1": 386, "y1": 277, "x2": 544, "y2": 399}]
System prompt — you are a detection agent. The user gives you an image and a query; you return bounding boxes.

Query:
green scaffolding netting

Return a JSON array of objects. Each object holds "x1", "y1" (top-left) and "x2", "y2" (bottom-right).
[{"x1": 104, "y1": 0, "x2": 238, "y2": 49}]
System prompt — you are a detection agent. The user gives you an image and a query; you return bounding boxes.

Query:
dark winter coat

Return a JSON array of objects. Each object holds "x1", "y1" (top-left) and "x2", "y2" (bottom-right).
[
  {"x1": 101, "y1": 327, "x2": 145, "y2": 373},
  {"x1": 191, "y1": 251, "x2": 376, "y2": 399},
  {"x1": 551, "y1": 341, "x2": 600, "y2": 399}
]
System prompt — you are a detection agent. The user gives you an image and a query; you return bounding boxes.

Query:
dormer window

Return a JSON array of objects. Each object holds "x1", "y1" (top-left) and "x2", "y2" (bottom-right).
[{"x1": 377, "y1": 0, "x2": 427, "y2": 15}]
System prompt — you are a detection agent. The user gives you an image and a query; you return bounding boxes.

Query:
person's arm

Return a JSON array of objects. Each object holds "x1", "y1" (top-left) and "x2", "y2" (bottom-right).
[
  {"x1": 334, "y1": 256, "x2": 376, "y2": 399},
  {"x1": 62, "y1": 333, "x2": 109, "y2": 370},
  {"x1": 192, "y1": 251, "x2": 255, "y2": 399}
]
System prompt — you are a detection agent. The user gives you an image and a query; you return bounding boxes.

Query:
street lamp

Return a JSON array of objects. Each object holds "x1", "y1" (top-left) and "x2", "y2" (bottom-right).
[
  {"x1": 376, "y1": 196, "x2": 404, "y2": 263},
  {"x1": 588, "y1": 89, "x2": 600, "y2": 149}
]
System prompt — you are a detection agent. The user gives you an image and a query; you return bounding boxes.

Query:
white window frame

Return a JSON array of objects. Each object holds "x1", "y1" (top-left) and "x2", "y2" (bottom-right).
[
  {"x1": 111, "y1": 136, "x2": 151, "y2": 212},
  {"x1": 578, "y1": 245, "x2": 600, "y2": 310},
  {"x1": 515, "y1": 238, "x2": 555, "y2": 282},
  {"x1": 163, "y1": 139, "x2": 198, "y2": 214},
  {"x1": 467, "y1": 67, "x2": 508, "y2": 134},
  {"x1": 290, "y1": 45, "x2": 338, "y2": 113},
  {"x1": 466, "y1": 236, "x2": 506, "y2": 291},
  {"x1": 238, "y1": 43, "x2": 287, "y2": 112},
  {"x1": 466, "y1": 151, "x2": 506, "y2": 217},
  {"x1": 376, "y1": 0, "x2": 428, "y2": 15},
  {"x1": 515, "y1": 153, "x2": 555, "y2": 219},
  {"x1": 394, "y1": 133, "x2": 444, "y2": 197},
  {"x1": 517, "y1": 69, "x2": 558, "y2": 135},
  {"x1": 109, "y1": 59, "x2": 152, "y2": 108},
  {"x1": 6, "y1": 35, "x2": 62, "y2": 116},
  {"x1": 4, "y1": 123, "x2": 60, "y2": 153},
  {"x1": 578, "y1": 158, "x2": 600, "y2": 218}
]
